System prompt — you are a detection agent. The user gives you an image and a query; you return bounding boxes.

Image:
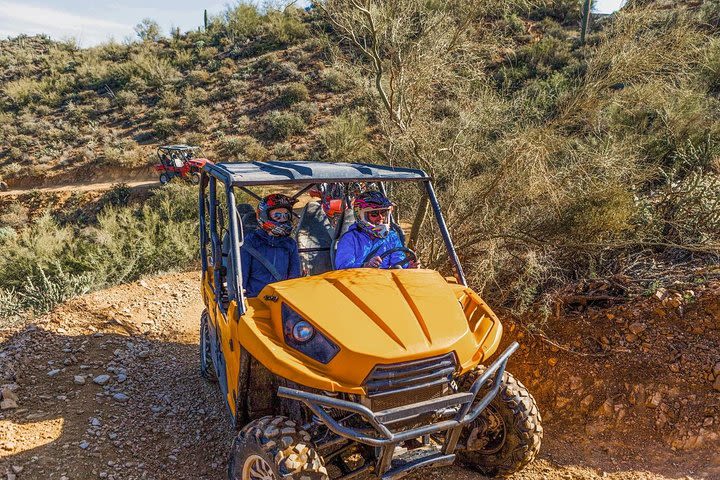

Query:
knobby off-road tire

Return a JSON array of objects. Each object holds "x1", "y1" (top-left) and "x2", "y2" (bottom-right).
[
  {"x1": 199, "y1": 310, "x2": 217, "y2": 383},
  {"x1": 190, "y1": 172, "x2": 201, "y2": 185},
  {"x1": 228, "y1": 416, "x2": 329, "y2": 480},
  {"x1": 457, "y1": 368, "x2": 543, "y2": 477},
  {"x1": 159, "y1": 173, "x2": 170, "y2": 185}
]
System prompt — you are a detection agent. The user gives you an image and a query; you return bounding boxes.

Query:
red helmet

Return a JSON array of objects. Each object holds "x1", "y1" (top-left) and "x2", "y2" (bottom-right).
[{"x1": 257, "y1": 194, "x2": 297, "y2": 236}]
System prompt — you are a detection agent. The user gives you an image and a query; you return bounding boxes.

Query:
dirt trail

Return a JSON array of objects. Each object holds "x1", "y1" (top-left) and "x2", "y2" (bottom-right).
[
  {"x1": 0, "y1": 179, "x2": 157, "y2": 197},
  {"x1": 0, "y1": 272, "x2": 718, "y2": 479}
]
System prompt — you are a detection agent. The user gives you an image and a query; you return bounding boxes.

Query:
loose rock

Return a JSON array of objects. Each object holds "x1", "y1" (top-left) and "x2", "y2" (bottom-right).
[
  {"x1": 113, "y1": 393, "x2": 130, "y2": 402},
  {"x1": 93, "y1": 374, "x2": 111, "y2": 385}
]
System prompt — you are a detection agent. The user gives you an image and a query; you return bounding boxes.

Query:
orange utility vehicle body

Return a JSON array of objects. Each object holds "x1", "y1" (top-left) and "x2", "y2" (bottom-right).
[
  {"x1": 198, "y1": 161, "x2": 541, "y2": 480},
  {"x1": 201, "y1": 267, "x2": 503, "y2": 412}
]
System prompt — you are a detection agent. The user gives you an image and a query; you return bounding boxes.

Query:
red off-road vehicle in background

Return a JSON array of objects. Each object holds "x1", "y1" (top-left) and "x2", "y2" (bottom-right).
[{"x1": 154, "y1": 145, "x2": 208, "y2": 185}]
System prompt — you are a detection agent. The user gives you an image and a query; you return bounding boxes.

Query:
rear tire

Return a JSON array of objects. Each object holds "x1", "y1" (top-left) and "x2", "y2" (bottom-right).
[
  {"x1": 200, "y1": 310, "x2": 216, "y2": 383},
  {"x1": 228, "y1": 416, "x2": 328, "y2": 480},
  {"x1": 159, "y1": 173, "x2": 171, "y2": 185},
  {"x1": 457, "y1": 368, "x2": 542, "y2": 477}
]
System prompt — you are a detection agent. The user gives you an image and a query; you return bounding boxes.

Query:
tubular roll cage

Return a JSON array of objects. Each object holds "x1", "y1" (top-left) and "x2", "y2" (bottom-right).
[
  {"x1": 198, "y1": 162, "x2": 467, "y2": 317},
  {"x1": 280, "y1": 342, "x2": 518, "y2": 480}
]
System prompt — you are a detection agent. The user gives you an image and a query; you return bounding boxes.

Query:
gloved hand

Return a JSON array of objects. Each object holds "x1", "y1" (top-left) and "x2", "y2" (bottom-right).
[{"x1": 363, "y1": 256, "x2": 382, "y2": 268}]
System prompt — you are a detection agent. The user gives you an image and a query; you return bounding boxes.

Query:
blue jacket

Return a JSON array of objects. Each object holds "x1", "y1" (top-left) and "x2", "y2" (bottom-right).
[
  {"x1": 335, "y1": 224, "x2": 407, "y2": 269},
  {"x1": 241, "y1": 229, "x2": 301, "y2": 297}
]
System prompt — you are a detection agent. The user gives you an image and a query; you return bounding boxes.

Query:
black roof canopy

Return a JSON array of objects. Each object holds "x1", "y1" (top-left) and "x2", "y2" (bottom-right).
[{"x1": 206, "y1": 161, "x2": 430, "y2": 186}]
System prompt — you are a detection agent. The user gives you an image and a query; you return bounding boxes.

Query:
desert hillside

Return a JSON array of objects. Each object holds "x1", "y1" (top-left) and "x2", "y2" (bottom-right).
[{"x1": 1, "y1": 0, "x2": 719, "y2": 479}]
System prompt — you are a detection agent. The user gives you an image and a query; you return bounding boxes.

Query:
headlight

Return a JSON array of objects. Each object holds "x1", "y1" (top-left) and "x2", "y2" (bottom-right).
[
  {"x1": 292, "y1": 321, "x2": 315, "y2": 342},
  {"x1": 282, "y1": 305, "x2": 339, "y2": 364}
]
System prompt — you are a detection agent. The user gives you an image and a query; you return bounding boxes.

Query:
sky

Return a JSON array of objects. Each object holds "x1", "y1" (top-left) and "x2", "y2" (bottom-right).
[{"x1": 0, "y1": 0, "x2": 628, "y2": 47}]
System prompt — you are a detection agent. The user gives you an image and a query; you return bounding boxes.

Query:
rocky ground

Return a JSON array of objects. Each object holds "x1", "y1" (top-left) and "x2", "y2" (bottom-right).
[{"x1": 0, "y1": 272, "x2": 718, "y2": 479}]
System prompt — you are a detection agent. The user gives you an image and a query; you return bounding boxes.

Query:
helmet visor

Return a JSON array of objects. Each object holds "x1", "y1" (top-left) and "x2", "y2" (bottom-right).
[
  {"x1": 362, "y1": 207, "x2": 392, "y2": 225},
  {"x1": 269, "y1": 209, "x2": 291, "y2": 222}
]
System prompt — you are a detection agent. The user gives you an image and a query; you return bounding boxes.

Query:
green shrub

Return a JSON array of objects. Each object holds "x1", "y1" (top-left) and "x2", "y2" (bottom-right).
[
  {"x1": 320, "y1": 111, "x2": 371, "y2": 162},
  {"x1": 291, "y1": 101, "x2": 318, "y2": 122},
  {"x1": 320, "y1": 69, "x2": 354, "y2": 93},
  {"x1": 219, "y1": 135, "x2": 269, "y2": 160},
  {"x1": 159, "y1": 90, "x2": 181, "y2": 109},
  {"x1": 263, "y1": 111, "x2": 306, "y2": 140},
  {"x1": 115, "y1": 90, "x2": 139, "y2": 107},
  {"x1": 278, "y1": 82, "x2": 309, "y2": 107},
  {"x1": 265, "y1": 9, "x2": 309, "y2": 45},
  {"x1": 186, "y1": 69, "x2": 211, "y2": 86},
  {"x1": 3, "y1": 78, "x2": 43, "y2": 107},
  {"x1": 182, "y1": 87, "x2": 208, "y2": 108},
  {"x1": 224, "y1": 3, "x2": 263, "y2": 41},
  {"x1": 153, "y1": 118, "x2": 177, "y2": 139},
  {"x1": 0, "y1": 185, "x2": 199, "y2": 316},
  {"x1": 102, "y1": 183, "x2": 132, "y2": 207},
  {"x1": 185, "y1": 106, "x2": 212, "y2": 129}
]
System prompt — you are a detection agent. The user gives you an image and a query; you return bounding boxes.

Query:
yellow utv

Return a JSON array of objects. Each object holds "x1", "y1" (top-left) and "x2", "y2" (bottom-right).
[{"x1": 198, "y1": 161, "x2": 542, "y2": 480}]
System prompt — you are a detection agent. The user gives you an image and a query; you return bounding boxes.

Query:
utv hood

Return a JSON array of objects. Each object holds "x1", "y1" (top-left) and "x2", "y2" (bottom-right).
[{"x1": 241, "y1": 269, "x2": 502, "y2": 392}]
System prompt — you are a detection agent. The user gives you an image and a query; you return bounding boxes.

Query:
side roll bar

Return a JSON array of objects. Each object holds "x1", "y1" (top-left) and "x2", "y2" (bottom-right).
[
  {"x1": 226, "y1": 183, "x2": 246, "y2": 315},
  {"x1": 424, "y1": 181, "x2": 467, "y2": 286}
]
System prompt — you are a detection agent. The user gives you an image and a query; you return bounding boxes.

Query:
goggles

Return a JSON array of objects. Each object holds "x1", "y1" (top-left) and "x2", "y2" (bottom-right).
[
  {"x1": 269, "y1": 210, "x2": 291, "y2": 222},
  {"x1": 366, "y1": 208, "x2": 391, "y2": 220}
]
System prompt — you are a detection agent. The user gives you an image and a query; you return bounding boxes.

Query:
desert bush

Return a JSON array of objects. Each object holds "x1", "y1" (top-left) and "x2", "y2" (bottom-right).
[
  {"x1": 153, "y1": 117, "x2": 177, "y2": 139},
  {"x1": 321, "y1": 0, "x2": 720, "y2": 311},
  {"x1": 102, "y1": 183, "x2": 132, "y2": 207},
  {"x1": 219, "y1": 135, "x2": 269, "y2": 160},
  {"x1": 158, "y1": 90, "x2": 181, "y2": 109},
  {"x1": 3, "y1": 78, "x2": 44, "y2": 107},
  {"x1": 0, "y1": 184, "x2": 199, "y2": 316},
  {"x1": 263, "y1": 111, "x2": 306, "y2": 140},
  {"x1": 173, "y1": 49, "x2": 194, "y2": 69},
  {"x1": 182, "y1": 87, "x2": 208, "y2": 108},
  {"x1": 185, "y1": 106, "x2": 212, "y2": 129},
  {"x1": 127, "y1": 51, "x2": 180, "y2": 88},
  {"x1": 115, "y1": 90, "x2": 139, "y2": 107},
  {"x1": 0, "y1": 204, "x2": 29, "y2": 228},
  {"x1": 224, "y1": 3, "x2": 263, "y2": 41},
  {"x1": 278, "y1": 82, "x2": 309, "y2": 106},
  {"x1": 265, "y1": 8, "x2": 309, "y2": 45},
  {"x1": 700, "y1": 38, "x2": 720, "y2": 95},
  {"x1": 320, "y1": 111, "x2": 372, "y2": 162},
  {"x1": 291, "y1": 101, "x2": 318, "y2": 122},
  {"x1": 1, "y1": 162, "x2": 23, "y2": 177},
  {"x1": 273, "y1": 143, "x2": 294, "y2": 159},
  {"x1": 186, "y1": 69, "x2": 211, "y2": 86},
  {"x1": 320, "y1": 69, "x2": 354, "y2": 93},
  {"x1": 135, "y1": 18, "x2": 162, "y2": 42}
]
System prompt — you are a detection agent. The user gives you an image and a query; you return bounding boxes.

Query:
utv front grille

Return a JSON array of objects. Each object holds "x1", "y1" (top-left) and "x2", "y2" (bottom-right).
[{"x1": 364, "y1": 353, "x2": 457, "y2": 410}]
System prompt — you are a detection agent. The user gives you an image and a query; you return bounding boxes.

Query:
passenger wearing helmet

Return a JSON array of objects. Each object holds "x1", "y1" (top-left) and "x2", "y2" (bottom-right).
[
  {"x1": 240, "y1": 194, "x2": 301, "y2": 297},
  {"x1": 335, "y1": 191, "x2": 417, "y2": 269}
]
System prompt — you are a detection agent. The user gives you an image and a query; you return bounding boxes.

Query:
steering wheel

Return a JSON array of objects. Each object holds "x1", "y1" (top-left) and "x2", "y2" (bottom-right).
[{"x1": 377, "y1": 247, "x2": 417, "y2": 269}]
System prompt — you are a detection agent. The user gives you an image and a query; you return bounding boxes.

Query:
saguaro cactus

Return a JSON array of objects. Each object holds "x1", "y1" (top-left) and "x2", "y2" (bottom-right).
[
  {"x1": 580, "y1": 0, "x2": 592, "y2": 44},
  {"x1": 204, "y1": 9, "x2": 208, "y2": 30}
]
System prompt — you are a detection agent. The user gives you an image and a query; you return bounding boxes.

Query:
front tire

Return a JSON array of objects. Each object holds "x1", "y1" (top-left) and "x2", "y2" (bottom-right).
[
  {"x1": 200, "y1": 310, "x2": 216, "y2": 383},
  {"x1": 228, "y1": 416, "x2": 328, "y2": 480},
  {"x1": 159, "y1": 173, "x2": 171, "y2": 185},
  {"x1": 457, "y1": 368, "x2": 542, "y2": 477},
  {"x1": 190, "y1": 172, "x2": 201, "y2": 185}
]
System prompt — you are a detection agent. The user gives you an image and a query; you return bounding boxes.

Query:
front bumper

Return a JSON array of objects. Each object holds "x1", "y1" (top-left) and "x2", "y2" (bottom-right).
[{"x1": 277, "y1": 341, "x2": 519, "y2": 479}]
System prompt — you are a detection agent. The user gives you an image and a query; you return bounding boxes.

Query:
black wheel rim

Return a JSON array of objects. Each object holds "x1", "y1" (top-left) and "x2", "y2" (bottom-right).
[
  {"x1": 466, "y1": 405, "x2": 507, "y2": 454},
  {"x1": 200, "y1": 317, "x2": 211, "y2": 371}
]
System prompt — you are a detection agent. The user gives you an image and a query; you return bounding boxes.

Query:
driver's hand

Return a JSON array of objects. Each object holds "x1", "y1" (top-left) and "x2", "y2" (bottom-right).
[
  {"x1": 408, "y1": 260, "x2": 421, "y2": 269},
  {"x1": 363, "y1": 256, "x2": 382, "y2": 268}
]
